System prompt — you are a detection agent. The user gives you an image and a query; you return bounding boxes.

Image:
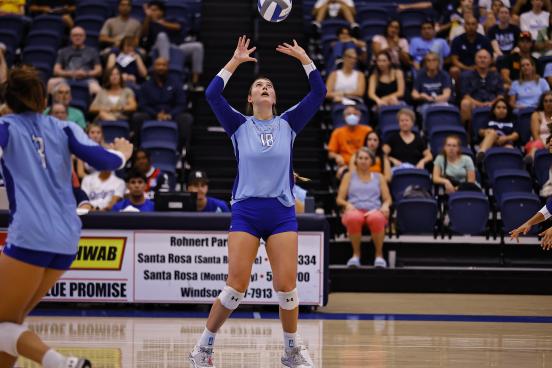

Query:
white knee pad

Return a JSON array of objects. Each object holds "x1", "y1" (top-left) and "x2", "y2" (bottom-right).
[
  {"x1": 218, "y1": 286, "x2": 245, "y2": 310},
  {"x1": 0, "y1": 322, "x2": 28, "y2": 356},
  {"x1": 278, "y1": 288, "x2": 299, "y2": 310}
]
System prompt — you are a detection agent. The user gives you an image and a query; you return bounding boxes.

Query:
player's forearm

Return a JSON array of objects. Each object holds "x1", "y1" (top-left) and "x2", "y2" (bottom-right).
[{"x1": 223, "y1": 57, "x2": 241, "y2": 74}]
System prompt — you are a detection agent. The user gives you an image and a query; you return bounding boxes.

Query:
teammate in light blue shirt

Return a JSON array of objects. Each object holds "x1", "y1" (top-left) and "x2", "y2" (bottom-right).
[
  {"x1": 0, "y1": 66, "x2": 132, "y2": 368},
  {"x1": 189, "y1": 36, "x2": 325, "y2": 368}
]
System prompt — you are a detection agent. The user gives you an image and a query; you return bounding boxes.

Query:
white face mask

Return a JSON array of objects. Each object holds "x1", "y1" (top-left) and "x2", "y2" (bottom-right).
[{"x1": 345, "y1": 114, "x2": 360, "y2": 126}]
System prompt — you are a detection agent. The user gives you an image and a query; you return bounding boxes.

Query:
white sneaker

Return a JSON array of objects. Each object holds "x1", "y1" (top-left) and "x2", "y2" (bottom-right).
[
  {"x1": 189, "y1": 345, "x2": 215, "y2": 367},
  {"x1": 64, "y1": 357, "x2": 92, "y2": 368},
  {"x1": 281, "y1": 345, "x2": 314, "y2": 367},
  {"x1": 346, "y1": 256, "x2": 361, "y2": 268},
  {"x1": 374, "y1": 257, "x2": 387, "y2": 268}
]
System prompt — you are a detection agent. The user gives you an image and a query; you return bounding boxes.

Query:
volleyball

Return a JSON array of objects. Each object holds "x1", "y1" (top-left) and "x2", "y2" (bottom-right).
[{"x1": 258, "y1": 0, "x2": 292, "y2": 22}]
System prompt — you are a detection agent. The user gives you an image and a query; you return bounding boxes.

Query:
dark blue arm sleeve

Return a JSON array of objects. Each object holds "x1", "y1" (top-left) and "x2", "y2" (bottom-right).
[
  {"x1": 281, "y1": 69, "x2": 327, "y2": 134},
  {"x1": 546, "y1": 198, "x2": 552, "y2": 214},
  {"x1": 205, "y1": 75, "x2": 247, "y2": 136},
  {"x1": 64, "y1": 125, "x2": 124, "y2": 171}
]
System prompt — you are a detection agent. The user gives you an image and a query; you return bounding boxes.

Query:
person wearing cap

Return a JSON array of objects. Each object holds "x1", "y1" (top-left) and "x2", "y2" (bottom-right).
[
  {"x1": 187, "y1": 171, "x2": 229, "y2": 213},
  {"x1": 111, "y1": 170, "x2": 155, "y2": 212},
  {"x1": 499, "y1": 31, "x2": 538, "y2": 89}
]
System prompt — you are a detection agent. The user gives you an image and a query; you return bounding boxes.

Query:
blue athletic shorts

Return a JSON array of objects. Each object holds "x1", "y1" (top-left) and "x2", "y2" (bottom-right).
[
  {"x1": 230, "y1": 198, "x2": 298, "y2": 241},
  {"x1": 2, "y1": 243, "x2": 76, "y2": 270}
]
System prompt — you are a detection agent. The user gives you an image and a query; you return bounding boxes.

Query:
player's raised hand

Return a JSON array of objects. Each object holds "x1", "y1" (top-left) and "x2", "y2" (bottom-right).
[
  {"x1": 112, "y1": 137, "x2": 133, "y2": 161},
  {"x1": 276, "y1": 39, "x2": 312, "y2": 65},
  {"x1": 509, "y1": 223, "x2": 532, "y2": 242},
  {"x1": 538, "y1": 227, "x2": 552, "y2": 250},
  {"x1": 232, "y1": 35, "x2": 257, "y2": 64}
]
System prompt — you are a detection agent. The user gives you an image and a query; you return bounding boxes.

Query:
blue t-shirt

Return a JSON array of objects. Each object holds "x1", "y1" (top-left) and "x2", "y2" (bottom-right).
[
  {"x1": 451, "y1": 33, "x2": 493, "y2": 67},
  {"x1": 202, "y1": 197, "x2": 230, "y2": 213},
  {"x1": 413, "y1": 69, "x2": 453, "y2": 97},
  {"x1": 205, "y1": 64, "x2": 326, "y2": 207},
  {"x1": 409, "y1": 37, "x2": 450, "y2": 65},
  {"x1": 509, "y1": 78, "x2": 550, "y2": 108},
  {"x1": 0, "y1": 113, "x2": 124, "y2": 255},
  {"x1": 111, "y1": 198, "x2": 155, "y2": 212}
]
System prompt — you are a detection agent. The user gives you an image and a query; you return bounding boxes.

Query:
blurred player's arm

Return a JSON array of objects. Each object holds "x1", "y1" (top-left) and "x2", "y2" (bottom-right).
[{"x1": 509, "y1": 200, "x2": 552, "y2": 241}]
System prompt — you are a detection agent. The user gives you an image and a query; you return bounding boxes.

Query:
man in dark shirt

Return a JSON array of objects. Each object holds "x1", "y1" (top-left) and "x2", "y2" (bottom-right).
[
  {"x1": 499, "y1": 31, "x2": 537, "y2": 89},
  {"x1": 187, "y1": 170, "x2": 230, "y2": 213},
  {"x1": 488, "y1": 6, "x2": 520, "y2": 58},
  {"x1": 131, "y1": 57, "x2": 192, "y2": 154},
  {"x1": 450, "y1": 15, "x2": 493, "y2": 82},
  {"x1": 49, "y1": 26, "x2": 102, "y2": 94},
  {"x1": 460, "y1": 49, "x2": 504, "y2": 126}
]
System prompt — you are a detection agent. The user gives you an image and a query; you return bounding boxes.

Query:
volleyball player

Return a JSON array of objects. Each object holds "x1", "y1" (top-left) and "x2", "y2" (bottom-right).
[
  {"x1": 188, "y1": 36, "x2": 326, "y2": 368},
  {"x1": 0, "y1": 66, "x2": 133, "y2": 368}
]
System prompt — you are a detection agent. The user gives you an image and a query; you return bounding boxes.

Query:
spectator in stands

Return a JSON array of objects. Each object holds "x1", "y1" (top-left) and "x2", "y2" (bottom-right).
[
  {"x1": 520, "y1": 0, "x2": 549, "y2": 40},
  {"x1": 488, "y1": 6, "x2": 521, "y2": 59},
  {"x1": 526, "y1": 91, "x2": 552, "y2": 159},
  {"x1": 367, "y1": 50, "x2": 405, "y2": 110},
  {"x1": 325, "y1": 48, "x2": 365, "y2": 106},
  {"x1": 29, "y1": 0, "x2": 75, "y2": 28},
  {"x1": 460, "y1": 49, "x2": 504, "y2": 126},
  {"x1": 349, "y1": 131, "x2": 392, "y2": 182},
  {"x1": 81, "y1": 169, "x2": 126, "y2": 211},
  {"x1": 89, "y1": 67, "x2": 137, "y2": 121},
  {"x1": 142, "y1": 0, "x2": 205, "y2": 91},
  {"x1": 513, "y1": 0, "x2": 550, "y2": 16},
  {"x1": 99, "y1": 0, "x2": 141, "y2": 49},
  {"x1": 311, "y1": 0, "x2": 358, "y2": 31},
  {"x1": 433, "y1": 135, "x2": 477, "y2": 193},
  {"x1": 106, "y1": 36, "x2": 148, "y2": 85},
  {"x1": 509, "y1": 57, "x2": 550, "y2": 108},
  {"x1": 0, "y1": 0, "x2": 25, "y2": 15},
  {"x1": 480, "y1": 0, "x2": 511, "y2": 13},
  {"x1": 76, "y1": 123, "x2": 105, "y2": 179},
  {"x1": 49, "y1": 102, "x2": 68, "y2": 121},
  {"x1": 49, "y1": 26, "x2": 102, "y2": 95},
  {"x1": 499, "y1": 32, "x2": 537, "y2": 90},
  {"x1": 328, "y1": 105, "x2": 372, "y2": 178},
  {"x1": 438, "y1": 0, "x2": 478, "y2": 41},
  {"x1": 476, "y1": 97, "x2": 519, "y2": 162},
  {"x1": 409, "y1": 19, "x2": 450, "y2": 70},
  {"x1": 132, "y1": 57, "x2": 192, "y2": 154},
  {"x1": 448, "y1": 6, "x2": 486, "y2": 42},
  {"x1": 336, "y1": 147, "x2": 392, "y2": 268},
  {"x1": 383, "y1": 108, "x2": 432, "y2": 170},
  {"x1": 187, "y1": 170, "x2": 229, "y2": 213},
  {"x1": 132, "y1": 148, "x2": 171, "y2": 198},
  {"x1": 411, "y1": 52, "x2": 453, "y2": 118},
  {"x1": 482, "y1": 0, "x2": 504, "y2": 31},
  {"x1": 450, "y1": 15, "x2": 493, "y2": 82},
  {"x1": 44, "y1": 81, "x2": 86, "y2": 129},
  {"x1": 372, "y1": 19, "x2": 410, "y2": 69},
  {"x1": 111, "y1": 171, "x2": 155, "y2": 212},
  {"x1": 325, "y1": 26, "x2": 367, "y2": 74},
  {"x1": 535, "y1": 12, "x2": 552, "y2": 56}
]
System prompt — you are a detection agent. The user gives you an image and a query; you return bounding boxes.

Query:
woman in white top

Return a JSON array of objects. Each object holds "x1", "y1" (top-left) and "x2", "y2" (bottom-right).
[
  {"x1": 520, "y1": 0, "x2": 550, "y2": 40},
  {"x1": 372, "y1": 19, "x2": 410, "y2": 68},
  {"x1": 89, "y1": 67, "x2": 137, "y2": 121},
  {"x1": 526, "y1": 91, "x2": 552, "y2": 158},
  {"x1": 325, "y1": 48, "x2": 365, "y2": 104}
]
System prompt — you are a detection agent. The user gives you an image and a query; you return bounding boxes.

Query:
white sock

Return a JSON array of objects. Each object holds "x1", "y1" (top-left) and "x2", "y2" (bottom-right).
[
  {"x1": 198, "y1": 327, "x2": 216, "y2": 347},
  {"x1": 283, "y1": 332, "x2": 297, "y2": 349},
  {"x1": 42, "y1": 349, "x2": 66, "y2": 368}
]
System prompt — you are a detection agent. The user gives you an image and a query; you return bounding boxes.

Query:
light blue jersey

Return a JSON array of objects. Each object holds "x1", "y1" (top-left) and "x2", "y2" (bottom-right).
[
  {"x1": 0, "y1": 113, "x2": 125, "y2": 255},
  {"x1": 205, "y1": 63, "x2": 326, "y2": 207}
]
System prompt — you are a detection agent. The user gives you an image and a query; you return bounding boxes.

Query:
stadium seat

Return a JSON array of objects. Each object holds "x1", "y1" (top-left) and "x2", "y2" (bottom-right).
[
  {"x1": 75, "y1": 15, "x2": 105, "y2": 35},
  {"x1": 321, "y1": 19, "x2": 349, "y2": 39},
  {"x1": 398, "y1": 10, "x2": 429, "y2": 26},
  {"x1": 390, "y1": 168, "x2": 431, "y2": 201},
  {"x1": 30, "y1": 15, "x2": 65, "y2": 36},
  {"x1": 429, "y1": 125, "x2": 468, "y2": 157},
  {"x1": 21, "y1": 46, "x2": 57, "y2": 73},
  {"x1": 378, "y1": 104, "x2": 404, "y2": 131},
  {"x1": 67, "y1": 81, "x2": 91, "y2": 112},
  {"x1": 483, "y1": 147, "x2": 524, "y2": 182},
  {"x1": 514, "y1": 107, "x2": 536, "y2": 146},
  {"x1": 424, "y1": 104, "x2": 461, "y2": 135},
  {"x1": 471, "y1": 106, "x2": 492, "y2": 144},
  {"x1": 99, "y1": 120, "x2": 130, "y2": 144},
  {"x1": 396, "y1": 198, "x2": 438, "y2": 234},
  {"x1": 500, "y1": 192, "x2": 541, "y2": 234},
  {"x1": 402, "y1": 20, "x2": 422, "y2": 40},
  {"x1": 146, "y1": 148, "x2": 178, "y2": 174},
  {"x1": 360, "y1": 19, "x2": 387, "y2": 41},
  {"x1": 166, "y1": 3, "x2": 191, "y2": 22},
  {"x1": 0, "y1": 15, "x2": 25, "y2": 43},
  {"x1": 448, "y1": 191, "x2": 489, "y2": 235},
  {"x1": 25, "y1": 30, "x2": 62, "y2": 49},
  {"x1": 537, "y1": 55, "x2": 552, "y2": 76},
  {"x1": 76, "y1": 2, "x2": 111, "y2": 19},
  {"x1": 492, "y1": 169, "x2": 533, "y2": 203},
  {"x1": 533, "y1": 149, "x2": 552, "y2": 187},
  {"x1": 141, "y1": 121, "x2": 179, "y2": 151},
  {"x1": 356, "y1": 6, "x2": 390, "y2": 23}
]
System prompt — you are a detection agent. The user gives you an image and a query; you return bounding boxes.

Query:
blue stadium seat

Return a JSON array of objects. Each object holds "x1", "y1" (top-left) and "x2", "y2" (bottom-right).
[
  {"x1": 131, "y1": 3, "x2": 145, "y2": 21},
  {"x1": 424, "y1": 105, "x2": 461, "y2": 135},
  {"x1": 483, "y1": 147, "x2": 523, "y2": 182},
  {"x1": 492, "y1": 169, "x2": 533, "y2": 203},
  {"x1": 360, "y1": 19, "x2": 387, "y2": 41},
  {"x1": 141, "y1": 120, "x2": 179, "y2": 151},
  {"x1": 500, "y1": 192, "x2": 541, "y2": 234},
  {"x1": 514, "y1": 107, "x2": 536, "y2": 146},
  {"x1": 147, "y1": 148, "x2": 178, "y2": 174},
  {"x1": 0, "y1": 15, "x2": 25, "y2": 44},
  {"x1": 398, "y1": 10, "x2": 429, "y2": 26},
  {"x1": 321, "y1": 19, "x2": 349, "y2": 39},
  {"x1": 533, "y1": 149, "x2": 552, "y2": 187},
  {"x1": 22, "y1": 46, "x2": 57, "y2": 73},
  {"x1": 378, "y1": 104, "x2": 404, "y2": 131},
  {"x1": 471, "y1": 106, "x2": 492, "y2": 143},
  {"x1": 67, "y1": 81, "x2": 91, "y2": 112},
  {"x1": 30, "y1": 15, "x2": 65, "y2": 36},
  {"x1": 166, "y1": 3, "x2": 191, "y2": 22},
  {"x1": 448, "y1": 191, "x2": 489, "y2": 235},
  {"x1": 537, "y1": 55, "x2": 552, "y2": 75},
  {"x1": 429, "y1": 125, "x2": 468, "y2": 157},
  {"x1": 402, "y1": 20, "x2": 422, "y2": 40},
  {"x1": 76, "y1": 2, "x2": 111, "y2": 19},
  {"x1": 356, "y1": 6, "x2": 390, "y2": 23},
  {"x1": 390, "y1": 168, "x2": 431, "y2": 201},
  {"x1": 25, "y1": 30, "x2": 62, "y2": 49},
  {"x1": 396, "y1": 198, "x2": 438, "y2": 234},
  {"x1": 99, "y1": 120, "x2": 130, "y2": 144}
]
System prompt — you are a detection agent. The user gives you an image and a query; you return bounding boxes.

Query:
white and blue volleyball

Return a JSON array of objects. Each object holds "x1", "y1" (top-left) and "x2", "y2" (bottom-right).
[{"x1": 258, "y1": 0, "x2": 292, "y2": 22}]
